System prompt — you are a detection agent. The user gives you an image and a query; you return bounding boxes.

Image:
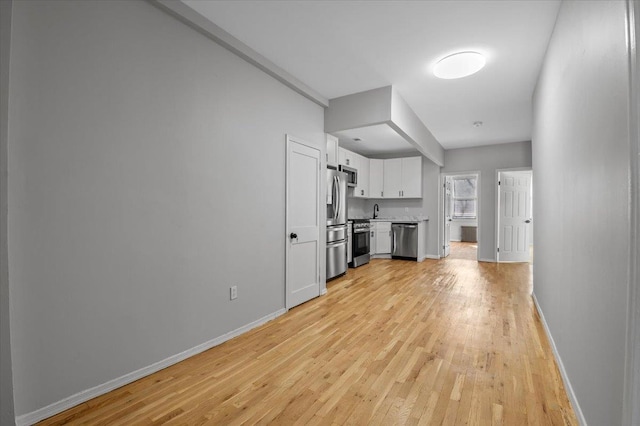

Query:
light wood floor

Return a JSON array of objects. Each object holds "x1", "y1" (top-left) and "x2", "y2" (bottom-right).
[
  {"x1": 448, "y1": 242, "x2": 478, "y2": 261},
  {"x1": 40, "y1": 254, "x2": 576, "y2": 425}
]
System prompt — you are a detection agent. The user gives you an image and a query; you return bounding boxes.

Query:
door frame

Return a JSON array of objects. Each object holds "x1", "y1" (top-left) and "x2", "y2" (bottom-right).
[
  {"x1": 440, "y1": 171, "x2": 481, "y2": 260},
  {"x1": 624, "y1": 0, "x2": 640, "y2": 424},
  {"x1": 284, "y1": 134, "x2": 325, "y2": 310},
  {"x1": 495, "y1": 168, "x2": 532, "y2": 263}
]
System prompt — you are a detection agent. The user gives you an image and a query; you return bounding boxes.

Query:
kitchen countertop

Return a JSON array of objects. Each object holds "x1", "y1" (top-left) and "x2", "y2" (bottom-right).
[{"x1": 365, "y1": 217, "x2": 429, "y2": 223}]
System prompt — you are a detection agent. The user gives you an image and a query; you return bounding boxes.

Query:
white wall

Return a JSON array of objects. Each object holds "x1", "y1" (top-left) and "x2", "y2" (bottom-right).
[
  {"x1": 390, "y1": 88, "x2": 444, "y2": 166},
  {"x1": 449, "y1": 219, "x2": 478, "y2": 242},
  {"x1": 532, "y1": 1, "x2": 631, "y2": 424},
  {"x1": 0, "y1": 0, "x2": 15, "y2": 423},
  {"x1": 6, "y1": 0, "x2": 324, "y2": 417},
  {"x1": 442, "y1": 141, "x2": 531, "y2": 261}
]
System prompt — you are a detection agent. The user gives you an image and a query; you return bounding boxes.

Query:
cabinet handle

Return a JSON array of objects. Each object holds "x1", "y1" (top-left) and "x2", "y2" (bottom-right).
[
  {"x1": 381, "y1": 191, "x2": 383, "y2": 197},
  {"x1": 399, "y1": 190, "x2": 401, "y2": 197}
]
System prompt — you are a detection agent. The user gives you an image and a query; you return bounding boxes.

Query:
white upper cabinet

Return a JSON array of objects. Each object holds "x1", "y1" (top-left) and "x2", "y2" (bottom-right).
[
  {"x1": 337, "y1": 148, "x2": 421, "y2": 199},
  {"x1": 383, "y1": 159, "x2": 403, "y2": 198},
  {"x1": 353, "y1": 153, "x2": 369, "y2": 198},
  {"x1": 326, "y1": 134, "x2": 338, "y2": 168},
  {"x1": 381, "y1": 157, "x2": 422, "y2": 199},
  {"x1": 369, "y1": 159, "x2": 384, "y2": 198},
  {"x1": 338, "y1": 147, "x2": 356, "y2": 167},
  {"x1": 400, "y1": 157, "x2": 422, "y2": 198}
]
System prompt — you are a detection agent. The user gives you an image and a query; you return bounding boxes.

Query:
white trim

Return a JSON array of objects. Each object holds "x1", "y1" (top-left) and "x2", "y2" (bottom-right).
[
  {"x1": 147, "y1": 1, "x2": 328, "y2": 108},
  {"x1": 285, "y1": 135, "x2": 322, "y2": 310},
  {"x1": 440, "y1": 171, "x2": 481, "y2": 260},
  {"x1": 425, "y1": 254, "x2": 440, "y2": 260},
  {"x1": 15, "y1": 308, "x2": 286, "y2": 426},
  {"x1": 320, "y1": 288, "x2": 327, "y2": 296},
  {"x1": 533, "y1": 294, "x2": 587, "y2": 426},
  {"x1": 624, "y1": 1, "x2": 640, "y2": 424},
  {"x1": 495, "y1": 168, "x2": 533, "y2": 263},
  {"x1": 477, "y1": 258, "x2": 495, "y2": 263}
]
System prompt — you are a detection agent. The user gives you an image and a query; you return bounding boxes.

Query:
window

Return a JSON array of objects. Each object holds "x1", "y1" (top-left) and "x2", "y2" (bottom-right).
[{"x1": 452, "y1": 176, "x2": 477, "y2": 219}]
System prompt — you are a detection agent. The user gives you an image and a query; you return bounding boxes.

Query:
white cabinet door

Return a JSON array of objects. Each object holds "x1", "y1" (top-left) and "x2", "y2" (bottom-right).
[
  {"x1": 370, "y1": 227, "x2": 377, "y2": 254},
  {"x1": 401, "y1": 157, "x2": 422, "y2": 198},
  {"x1": 383, "y1": 159, "x2": 402, "y2": 198},
  {"x1": 369, "y1": 159, "x2": 384, "y2": 198},
  {"x1": 338, "y1": 147, "x2": 355, "y2": 167},
  {"x1": 376, "y1": 222, "x2": 392, "y2": 254},
  {"x1": 338, "y1": 148, "x2": 347, "y2": 166},
  {"x1": 326, "y1": 134, "x2": 338, "y2": 168},
  {"x1": 354, "y1": 154, "x2": 369, "y2": 198}
]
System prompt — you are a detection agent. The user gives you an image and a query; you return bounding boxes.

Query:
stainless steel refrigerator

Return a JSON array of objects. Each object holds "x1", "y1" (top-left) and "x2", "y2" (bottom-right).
[{"x1": 326, "y1": 169, "x2": 348, "y2": 280}]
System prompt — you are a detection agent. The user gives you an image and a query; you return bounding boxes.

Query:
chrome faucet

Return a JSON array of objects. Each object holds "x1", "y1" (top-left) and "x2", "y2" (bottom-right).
[{"x1": 373, "y1": 203, "x2": 379, "y2": 219}]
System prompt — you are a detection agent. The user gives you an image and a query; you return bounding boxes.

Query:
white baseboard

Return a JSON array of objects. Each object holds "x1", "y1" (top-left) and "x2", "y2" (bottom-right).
[
  {"x1": 425, "y1": 254, "x2": 440, "y2": 260},
  {"x1": 477, "y1": 258, "x2": 495, "y2": 263},
  {"x1": 15, "y1": 308, "x2": 287, "y2": 426},
  {"x1": 320, "y1": 288, "x2": 327, "y2": 295},
  {"x1": 532, "y1": 294, "x2": 587, "y2": 426}
]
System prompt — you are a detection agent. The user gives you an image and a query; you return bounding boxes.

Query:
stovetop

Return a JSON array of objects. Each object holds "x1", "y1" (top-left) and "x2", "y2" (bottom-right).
[{"x1": 351, "y1": 218, "x2": 371, "y2": 230}]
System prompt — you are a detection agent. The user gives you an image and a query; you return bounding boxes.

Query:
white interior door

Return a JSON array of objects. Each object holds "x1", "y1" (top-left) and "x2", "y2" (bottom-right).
[
  {"x1": 442, "y1": 176, "x2": 452, "y2": 257},
  {"x1": 498, "y1": 171, "x2": 532, "y2": 262},
  {"x1": 286, "y1": 135, "x2": 321, "y2": 309}
]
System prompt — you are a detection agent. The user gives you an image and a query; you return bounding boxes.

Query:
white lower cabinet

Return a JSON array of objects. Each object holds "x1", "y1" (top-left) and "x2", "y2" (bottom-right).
[
  {"x1": 371, "y1": 220, "x2": 428, "y2": 261},
  {"x1": 370, "y1": 227, "x2": 376, "y2": 254},
  {"x1": 373, "y1": 222, "x2": 392, "y2": 255}
]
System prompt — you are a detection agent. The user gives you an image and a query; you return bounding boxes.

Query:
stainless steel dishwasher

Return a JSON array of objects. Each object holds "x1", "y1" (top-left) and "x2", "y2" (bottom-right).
[{"x1": 391, "y1": 223, "x2": 418, "y2": 260}]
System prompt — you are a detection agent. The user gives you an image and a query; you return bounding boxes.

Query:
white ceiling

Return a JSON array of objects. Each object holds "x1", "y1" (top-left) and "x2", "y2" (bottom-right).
[
  {"x1": 334, "y1": 124, "x2": 419, "y2": 157},
  {"x1": 182, "y1": 0, "x2": 560, "y2": 151}
]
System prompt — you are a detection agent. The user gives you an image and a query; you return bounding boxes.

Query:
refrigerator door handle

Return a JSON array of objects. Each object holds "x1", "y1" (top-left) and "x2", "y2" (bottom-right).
[
  {"x1": 335, "y1": 176, "x2": 341, "y2": 221},
  {"x1": 332, "y1": 176, "x2": 338, "y2": 221}
]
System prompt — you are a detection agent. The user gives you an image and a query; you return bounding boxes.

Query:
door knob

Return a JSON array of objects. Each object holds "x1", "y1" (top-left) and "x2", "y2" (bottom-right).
[
  {"x1": 525, "y1": 220, "x2": 531, "y2": 223},
  {"x1": 290, "y1": 233, "x2": 298, "y2": 239}
]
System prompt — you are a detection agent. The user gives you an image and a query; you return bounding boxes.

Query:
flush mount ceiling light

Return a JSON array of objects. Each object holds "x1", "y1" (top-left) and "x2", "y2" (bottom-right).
[
  {"x1": 473, "y1": 121, "x2": 483, "y2": 128},
  {"x1": 433, "y1": 51, "x2": 486, "y2": 79}
]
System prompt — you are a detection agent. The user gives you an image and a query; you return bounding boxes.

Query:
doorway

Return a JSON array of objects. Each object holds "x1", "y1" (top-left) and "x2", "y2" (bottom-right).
[
  {"x1": 496, "y1": 170, "x2": 532, "y2": 263},
  {"x1": 285, "y1": 135, "x2": 321, "y2": 309},
  {"x1": 442, "y1": 172, "x2": 480, "y2": 261}
]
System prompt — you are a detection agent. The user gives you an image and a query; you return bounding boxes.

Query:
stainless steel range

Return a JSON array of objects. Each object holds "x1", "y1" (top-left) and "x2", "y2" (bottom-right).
[{"x1": 350, "y1": 219, "x2": 371, "y2": 267}]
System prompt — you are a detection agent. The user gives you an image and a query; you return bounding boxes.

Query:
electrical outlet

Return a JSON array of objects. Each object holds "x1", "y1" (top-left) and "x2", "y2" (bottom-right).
[{"x1": 230, "y1": 286, "x2": 238, "y2": 300}]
